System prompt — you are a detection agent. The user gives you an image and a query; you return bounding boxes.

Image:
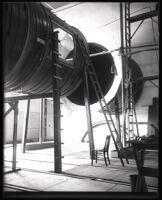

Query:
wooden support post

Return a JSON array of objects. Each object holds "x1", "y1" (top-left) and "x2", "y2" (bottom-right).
[
  {"x1": 44, "y1": 99, "x2": 47, "y2": 141},
  {"x1": 39, "y1": 98, "x2": 47, "y2": 143},
  {"x1": 52, "y1": 31, "x2": 62, "y2": 173},
  {"x1": 39, "y1": 99, "x2": 43, "y2": 143},
  {"x1": 12, "y1": 101, "x2": 18, "y2": 171},
  {"x1": 84, "y1": 71, "x2": 94, "y2": 159},
  {"x1": 21, "y1": 99, "x2": 30, "y2": 153}
]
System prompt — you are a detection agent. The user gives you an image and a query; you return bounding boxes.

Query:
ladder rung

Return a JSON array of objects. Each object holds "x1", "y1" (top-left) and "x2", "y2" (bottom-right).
[
  {"x1": 54, "y1": 76, "x2": 62, "y2": 80},
  {"x1": 54, "y1": 115, "x2": 63, "y2": 118},
  {"x1": 53, "y1": 63, "x2": 62, "y2": 68},
  {"x1": 55, "y1": 156, "x2": 64, "y2": 159},
  {"x1": 37, "y1": 37, "x2": 46, "y2": 45},
  {"x1": 54, "y1": 128, "x2": 63, "y2": 132}
]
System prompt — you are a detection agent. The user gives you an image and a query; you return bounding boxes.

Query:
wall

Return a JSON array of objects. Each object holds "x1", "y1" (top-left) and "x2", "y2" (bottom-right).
[{"x1": 4, "y1": 99, "x2": 41, "y2": 144}]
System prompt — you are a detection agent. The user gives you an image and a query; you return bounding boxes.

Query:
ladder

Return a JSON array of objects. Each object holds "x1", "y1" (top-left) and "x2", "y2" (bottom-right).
[
  {"x1": 87, "y1": 61, "x2": 129, "y2": 166},
  {"x1": 77, "y1": 38, "x2": 129, "y2": 166},
  {"x1": 125, "y1": 2, "x2": 140, "y2": 145},
  {"x1": 51, "y1": 31, "x2": 64, "y2": 173}
]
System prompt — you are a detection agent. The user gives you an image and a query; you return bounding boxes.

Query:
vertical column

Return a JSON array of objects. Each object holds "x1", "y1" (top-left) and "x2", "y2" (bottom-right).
[
  {"x1": 12, "y1": 101, "x2": 19, "y2": 171},
  {"x1": 44, "y1": 99, "x2": 47, "y2": 141},
  {"x1": 22, "y1": 99, "x2": 30, "y2": 153},
  {"x1": 114, "y1": 96, "x2": 121, "y2": 142},
  {"x1": 39, "y1": 98, "x2": 43, "y2": 144},
  {"x1": 52, "y1": 31, "x2": 62, "y2": 173},
  {"x1": 120, "y1": 2, "x2": 126, "y2": 147},
  {"x1": 39, "y1": 98, "x2": 47, "y2": 143},
  {"x1": 84, "y1": 70, "x2": 94, "y2": 159}
]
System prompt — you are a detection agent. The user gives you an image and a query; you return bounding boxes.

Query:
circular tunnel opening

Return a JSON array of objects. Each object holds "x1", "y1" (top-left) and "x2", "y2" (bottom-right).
[
  {"x1": 105, "y1": 57, "x2": 144, "y2": 113},
  {"x1": 67, "y1": 42, "x2": 116, "y2": 105}
]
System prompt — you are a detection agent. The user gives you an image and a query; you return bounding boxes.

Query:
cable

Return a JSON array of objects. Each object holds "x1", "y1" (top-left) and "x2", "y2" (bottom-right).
[
  {"x1": 98, "y1": 6, "x2": 155, "y2": 28},
  {"x1": 51, "y1": 3, "x2": 83, "y2": 14}
]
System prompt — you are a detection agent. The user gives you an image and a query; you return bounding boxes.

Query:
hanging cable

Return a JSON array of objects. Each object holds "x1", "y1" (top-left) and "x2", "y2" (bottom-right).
[
  {"x1": 98, "y1": 6, "x2": 154, "y2": 28},
  {"x1": 51, "y1": 3, "x2": 83, "y2": 14}
]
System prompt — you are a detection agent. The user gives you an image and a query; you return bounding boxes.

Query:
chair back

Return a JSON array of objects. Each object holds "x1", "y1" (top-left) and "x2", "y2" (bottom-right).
[{"x1": 104, "y1": 135, "x2": 111, "y2": 152}]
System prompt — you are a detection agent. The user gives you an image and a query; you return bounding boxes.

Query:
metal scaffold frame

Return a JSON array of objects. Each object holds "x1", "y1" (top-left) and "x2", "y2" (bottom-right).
[{"x1": 120, "y1": 2, "x2": 159, "y2": 147}]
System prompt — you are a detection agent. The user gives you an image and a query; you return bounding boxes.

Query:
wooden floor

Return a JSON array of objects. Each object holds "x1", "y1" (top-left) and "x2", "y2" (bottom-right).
[{"x1": 3, "y1": 141, "x2": 158, "y2": 194}]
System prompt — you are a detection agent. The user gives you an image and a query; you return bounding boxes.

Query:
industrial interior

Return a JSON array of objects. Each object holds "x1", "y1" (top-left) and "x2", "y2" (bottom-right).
[{"x1": 3, "y1": 2, "x2": 159, "y2": 197}]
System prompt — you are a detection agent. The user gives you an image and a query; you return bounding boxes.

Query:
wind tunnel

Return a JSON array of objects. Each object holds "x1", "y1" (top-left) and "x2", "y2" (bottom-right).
[{"x1": 3, "y1": 2, "x2": 143, "y2": 106}]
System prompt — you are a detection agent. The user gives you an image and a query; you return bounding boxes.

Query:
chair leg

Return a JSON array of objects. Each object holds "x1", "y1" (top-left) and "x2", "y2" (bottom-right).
[
  {"x1": 104, "y1": 152, "x2": 108, "y2": 166},
  {"x1": 107, "y1": 152, "x2": 111, "y2": 165}
]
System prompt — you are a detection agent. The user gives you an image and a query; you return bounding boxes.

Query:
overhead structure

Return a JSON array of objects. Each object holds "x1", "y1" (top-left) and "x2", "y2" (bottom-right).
[{"x1": 119, "y1": 2, "x2": 159, "y2": 146}]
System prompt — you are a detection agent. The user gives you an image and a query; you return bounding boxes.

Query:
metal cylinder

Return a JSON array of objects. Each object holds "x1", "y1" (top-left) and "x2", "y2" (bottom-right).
[
  {"x1": 106, "y1": 58, "x2": 144, "y2": 113},
  {"x1": 3, "y1": 2, "x2": 88, "y2": 96},
  {"x1": 3, "y1": 2, "x2": 143, "y2": 107}
]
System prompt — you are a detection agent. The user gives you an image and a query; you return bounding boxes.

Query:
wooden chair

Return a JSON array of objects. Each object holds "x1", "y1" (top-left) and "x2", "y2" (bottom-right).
[{"x1": 91, "y1": 135, "x2": 111, "y2": 166}]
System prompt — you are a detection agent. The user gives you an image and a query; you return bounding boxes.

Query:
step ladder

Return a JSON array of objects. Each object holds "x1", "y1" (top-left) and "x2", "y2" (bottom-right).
[
  {"x1": 87, "y1": 62, "x2": 129, "y2": 166},
  {"x1": 77, "y1": 38, "x2": 129, "y2": 166}
]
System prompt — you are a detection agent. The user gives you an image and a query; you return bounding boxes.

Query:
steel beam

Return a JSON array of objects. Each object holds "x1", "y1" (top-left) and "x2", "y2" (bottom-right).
[
  {"x1": 129, "y1": 10, "x2": 158, "y2": 23},
  {"x1": 4, "y1": 93, "x2": 53, "y2": 102},
  {"x1": 131, "y1": 75, "x2": 159, "y2": 83}
]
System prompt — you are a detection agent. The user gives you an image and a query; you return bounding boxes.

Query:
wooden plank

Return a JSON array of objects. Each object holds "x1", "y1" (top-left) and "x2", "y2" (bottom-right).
[
  {"x1": 129, "y1": 10, "x2": 158, "y2": 23},
  {"x1": 12, "y1": 101, "x2": 18, "y2": 171},
  {"x1": 52, "y1": 31, "x2": 62, "y2": 173},
  {"x1": 21, "y1": 100, "x2": 30, "y2": 153}
]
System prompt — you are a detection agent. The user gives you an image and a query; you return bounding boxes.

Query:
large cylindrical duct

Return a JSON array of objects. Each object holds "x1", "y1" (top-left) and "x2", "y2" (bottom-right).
[
  {"x1": 105, "y1": 58, "x2": 144, "y2": 113},
  {"x1": 3, "y1": 2, "x2": 89, "y2": 96},
  {"x1": 3, "y1": 2, "x2": 143, "y2": 107},
  {"x1": 67, "y1": 43, "x2": 115, "y2": 105}
]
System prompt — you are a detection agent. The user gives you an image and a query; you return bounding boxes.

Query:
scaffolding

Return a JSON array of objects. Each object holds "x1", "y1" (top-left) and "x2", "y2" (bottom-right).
[{"x1": 120, "y1": 2, "x2": 159, "y2": 147}]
